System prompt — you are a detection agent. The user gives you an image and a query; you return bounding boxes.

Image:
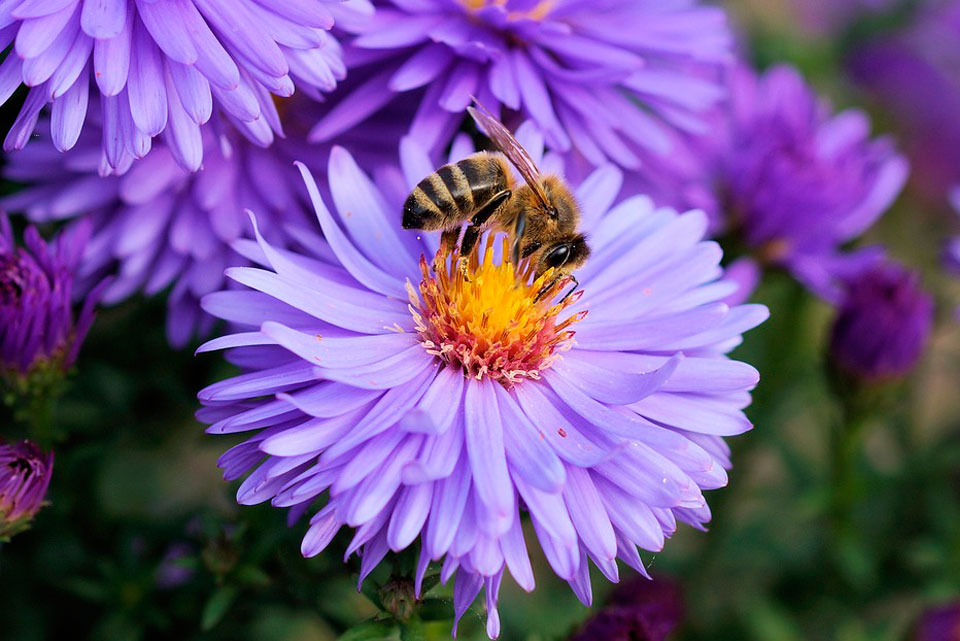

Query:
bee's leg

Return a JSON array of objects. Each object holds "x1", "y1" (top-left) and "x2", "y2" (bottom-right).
[
  {"x1": 558, "y1": 274, "x2": 580, "y2": 304},
  {"x1": 512, "y1": 210, "x2": 526, "y2": 267},
  {"x1": 535, "y1": 274, "x2": 580, "y2": 303},
  {"x1": 434, "y1": 227, "x2": 463, "y2": 272},
  {"x1": 460, "y1": 190, "x2": 511, "y2": 258},
  {"x1": 440, "y1": 228, "x2": 461, "y2": 253}
]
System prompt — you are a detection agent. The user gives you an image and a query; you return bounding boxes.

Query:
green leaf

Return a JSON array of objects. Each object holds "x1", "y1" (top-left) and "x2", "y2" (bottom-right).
[
  {"x1": 201, "y1": 585, "x2": 238, "y2": 631},
  {"x1": 337, "y1": 620, "x2": 397, "y2": 641},
  {"x1": 400, "y1": 620, "x2": 426, "y2": 641},
  {"x1": 234, "y1": 564, "x2": 272, "y2": 587},
  {"x1": 417, "y1": 598, "x2": 454, "y2": 622},
  {"x1": 359, "y1": 578, "x2": 384, "y2": 610},
  {"x1": 418, "y1": 572, "x2": 441, "y2": 597}
]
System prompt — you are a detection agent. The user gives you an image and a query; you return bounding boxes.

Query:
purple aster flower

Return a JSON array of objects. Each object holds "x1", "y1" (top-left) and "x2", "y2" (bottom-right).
[
  {"x1": 197, "y1": 135, "x2": 767, "y2": 637},
  {"x1": 0, "y1": 440, "x2": 54, "y2": 541},
  {"x1": 570, "y1": 576, "x2": 683, "y2": 641},
  {"x1": 828, "y1": 260, "x2": 933, "y2": 383},
  {"x1": 312, "y1": 0, "x2": 732, "y2": 177},
  {"x1": 1, "y1": 213, "x2": 101, "y2": 380},
  {"x1": 720, "y1": 64, "x2": 908, "y2": 302},
  {"x1": 911, "y1": 602, "x2": 960, "y2": 641},
  {"x1": 848, "y1": 2, "x2": 960, "y2": 202},
  {"x1": 1, "y1": 95, "x2": 407, "y2": 347},
  {"x1": 0, "y1": 0, "x2": 365, "y2": 171}
]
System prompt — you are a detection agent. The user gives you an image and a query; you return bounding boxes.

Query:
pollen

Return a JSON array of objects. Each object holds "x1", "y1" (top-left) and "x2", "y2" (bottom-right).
[
  {"x1": 461, "y1": 0, "x2": 555, "y2": 21},
  {"x1": 408, "y1": 235, "x2": 586, "y2": 386}
]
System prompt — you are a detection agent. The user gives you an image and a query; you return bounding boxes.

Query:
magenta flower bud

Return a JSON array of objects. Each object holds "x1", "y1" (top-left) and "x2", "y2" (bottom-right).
[
  {"x1": 0, "y1": 440, "x2": 54, "y2": 541},
  {"x1": 829, "y1": 262, "x2": 934, "y2": 383},
  {"x1": 570, "y1": 577, "x2": 684, "y2": 641},
  {"x1": 1, "y1": 215, "x2": 101, "y2": 383}
]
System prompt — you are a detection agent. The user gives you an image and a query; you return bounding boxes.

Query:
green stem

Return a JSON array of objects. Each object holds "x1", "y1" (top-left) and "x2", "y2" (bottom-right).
[{"x1": 828, "y1": 404, "x2": 867, "y2": 540}]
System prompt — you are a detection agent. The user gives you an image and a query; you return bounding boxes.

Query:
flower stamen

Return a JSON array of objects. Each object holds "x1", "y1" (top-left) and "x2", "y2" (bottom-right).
[{"x1": 409, "y1": 235, "x2": 586, "y2": 386}]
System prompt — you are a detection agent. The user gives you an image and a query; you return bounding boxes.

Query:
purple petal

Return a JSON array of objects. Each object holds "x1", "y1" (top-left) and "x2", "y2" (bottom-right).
[
  {"x1": 494, "y1": 385, "x2": 565, "y2": 494},
  {"x1": 398, "y1": 366, "x2": 464, "y2": 434},
  {"x1": 127, "y1": 20, "x2": 168, "y2": 136},
  {"x1": 551, "y1": 353, "x2": 681, "y2": 405},
  {"x1": 81, "y1": 0, "x2": 127, "y2": 39},
  {"x1": 464, "y1": 379, "x2": 515, "y2": 534}
]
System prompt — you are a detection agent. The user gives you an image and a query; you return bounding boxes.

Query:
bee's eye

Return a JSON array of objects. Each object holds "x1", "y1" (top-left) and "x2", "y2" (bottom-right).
[
  {"x1": 545, "y1": 244, "x2": 571, "y2": 268},
  {"x1": 548, "y1": 206, "x2": 559, "y2": 219}
]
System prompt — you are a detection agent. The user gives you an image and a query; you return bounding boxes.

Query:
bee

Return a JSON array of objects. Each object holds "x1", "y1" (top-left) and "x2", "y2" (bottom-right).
[{"x1": 402, "y1": 102, "x2": 590, "y2": 287}]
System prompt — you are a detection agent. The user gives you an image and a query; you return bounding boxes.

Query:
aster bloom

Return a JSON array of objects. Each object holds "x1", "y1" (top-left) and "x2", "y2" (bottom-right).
[
  {"x1": 848, "y1": 2, "x2": 960, "y2": 201},
  {"x1": 828, "y1": 261, "x2": 933, "y2": 383},
  {"x1": 197, "y1": 135, "x2": 767, "y2": 637},
  {"x1": 0, "y1": 0, "x2": 364, "y2": 172},
  {"x1": 721, "y1": 64, "x2": 908, "y2": 302},
  {"x1": 313, "y1": 0, "x2": 732, "y2": 175},
  {"x1": 1, "y1": 214, "x2": 100, "y2": 381},
  {"x1": 0, "y1": 95, "x2": 407, "y2": 347},
  {"x1": 0, "y1": 440, "x2": 54, "y2": 541}
]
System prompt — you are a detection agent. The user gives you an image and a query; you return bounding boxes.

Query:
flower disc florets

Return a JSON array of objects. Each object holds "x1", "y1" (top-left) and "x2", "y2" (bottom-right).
[{"x1": 410, "y1": 237, "x2": 585, "y2": 385}]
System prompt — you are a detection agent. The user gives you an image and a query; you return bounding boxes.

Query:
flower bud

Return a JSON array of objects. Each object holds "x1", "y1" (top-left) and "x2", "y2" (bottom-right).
[
  {"x1": 570, "y1": 577, "x2": 683, "y2": 641},
  {"x1": 828, "y1": 262, "x2": 933, "y2": 383},
  {"x1": 0, "y1": 440, "x2": 54, "y2": 541},
  {"x1": 1, "y1": 215, "x2": 101, "y2": 395}
]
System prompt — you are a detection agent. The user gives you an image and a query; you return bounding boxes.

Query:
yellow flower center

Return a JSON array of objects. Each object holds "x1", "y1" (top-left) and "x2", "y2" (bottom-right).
[
  {"x1": 461, "y1": 0, "x2": 556, "y2": 21},
  {"x1": 408, "y1": 235, "x2": 585, "y2": 386}
]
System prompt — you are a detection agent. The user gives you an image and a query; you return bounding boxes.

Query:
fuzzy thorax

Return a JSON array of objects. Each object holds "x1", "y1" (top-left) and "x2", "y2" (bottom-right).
[{"x1": 408, "y1": 235, "x2": 585, "y2": 386}]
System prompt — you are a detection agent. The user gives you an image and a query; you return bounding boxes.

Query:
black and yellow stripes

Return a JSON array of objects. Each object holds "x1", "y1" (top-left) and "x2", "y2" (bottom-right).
[{"x1": 402, "y1": 153, "x2": 510, "y2": 231}]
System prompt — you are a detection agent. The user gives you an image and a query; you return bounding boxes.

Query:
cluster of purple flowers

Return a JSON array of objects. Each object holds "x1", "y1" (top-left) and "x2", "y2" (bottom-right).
[
  {"x1": 0, "y1": 0, "x2": 361, "y2": 170},
  {"x1": 0, "y1": 0, "x2": 948, "y2": 636}
]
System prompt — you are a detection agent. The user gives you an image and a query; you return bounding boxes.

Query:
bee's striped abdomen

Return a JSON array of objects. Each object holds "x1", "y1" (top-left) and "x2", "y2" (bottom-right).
[{"x1": 402, "y1": 154, "x2": 509, "y2": 231}]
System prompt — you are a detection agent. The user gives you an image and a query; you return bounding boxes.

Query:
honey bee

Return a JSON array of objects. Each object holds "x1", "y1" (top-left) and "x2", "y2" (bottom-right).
[{"x1": 402, "y1": 102, "x2": 590, "y2": 287}]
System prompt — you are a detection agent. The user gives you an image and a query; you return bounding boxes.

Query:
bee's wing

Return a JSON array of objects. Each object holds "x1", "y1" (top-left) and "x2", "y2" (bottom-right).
[{"x1": 468, "y1": 102, "x2": 550, "y2": 207}]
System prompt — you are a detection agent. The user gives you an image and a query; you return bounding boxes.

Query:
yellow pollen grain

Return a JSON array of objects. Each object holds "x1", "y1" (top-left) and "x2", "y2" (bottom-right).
[
  {"x1": 409, "y1": 235, "x2": 586, "y2": 385},
  {"x1": 445, "y1": 241, "x2": 548, "y2": 348}
]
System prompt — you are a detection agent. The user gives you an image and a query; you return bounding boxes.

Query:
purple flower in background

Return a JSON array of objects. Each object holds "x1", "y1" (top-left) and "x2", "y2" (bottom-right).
[
  {"x1": 828, "y1": 261, "x2": 933, "y2": 383},
  {"x1": 314, "y1": 0, "x2": 732, "y2": 175},
  {"x1": 1, "y1": 214, "x2": 100, "y2": 379},
  {"x1": 1, "y1": 95, "x2": 407, "y2": 347},
  {"x1": 570, "y1": 576, "x2": 683, "y2": 641},
  {"x1": 197, "y1": 138, "x2": 766, "y2": 637},
  {"x1": 0, "y1": 0, "x2": 364, "y2": 171},
  {"x1": 793, "y1": 0, "x2": 896, "y2": 35},
  {"x1": 721, "y1": 64, "x2": 908, "y2": 302},
  {"x1": 945, "y1": 189, "x2": 960, "y2": 318},
  {"x1": 0, "y1": 440, "x2": 54, "y2": 541},
  {"x1": 911, "y1": 602, "x2": 960, "y2": 641},
  {"x1": 848, "y1": 2, "x2": 960, "y2": 202}
]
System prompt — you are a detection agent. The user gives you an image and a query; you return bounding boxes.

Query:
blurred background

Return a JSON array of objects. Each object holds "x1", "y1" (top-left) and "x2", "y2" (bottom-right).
[{"x1": 2, "y1": 1, "x2": 960, "y2": 640}]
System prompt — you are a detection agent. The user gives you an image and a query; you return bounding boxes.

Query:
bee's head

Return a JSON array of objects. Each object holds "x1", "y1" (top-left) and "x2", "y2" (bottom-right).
[
  {"x1": 536, "y1": 234, "x2": 590, "y2": 277},
  {"x1": 541, "y1": 176, "x2": 581, "y2": 232}
]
